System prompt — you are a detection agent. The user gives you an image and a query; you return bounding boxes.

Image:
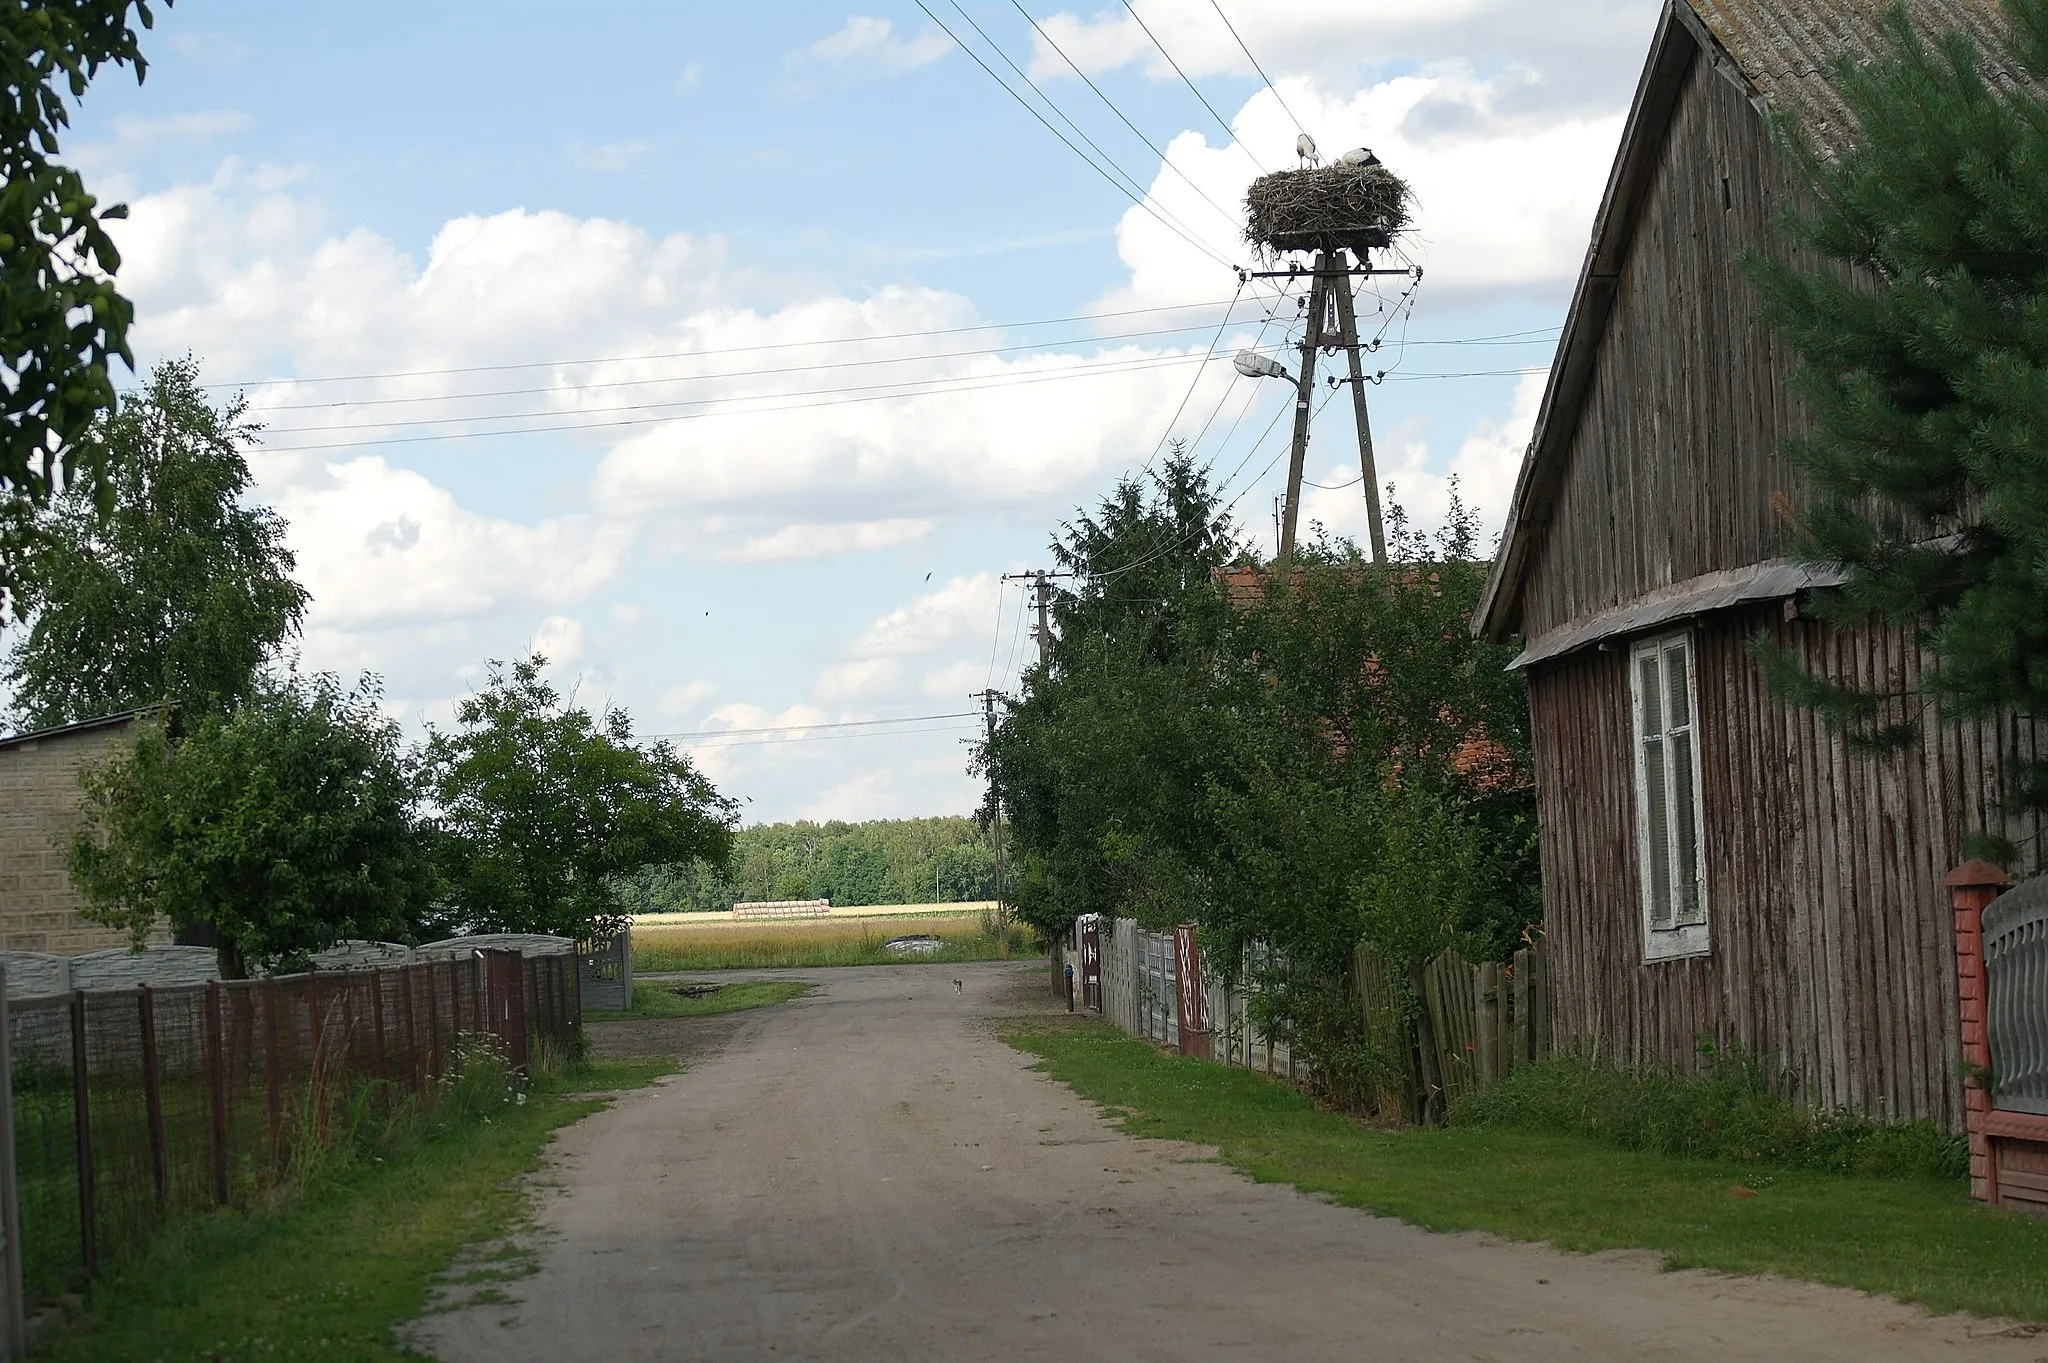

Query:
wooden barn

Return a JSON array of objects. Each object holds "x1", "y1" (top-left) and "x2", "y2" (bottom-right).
[{"x1": 1475, "y1": 0, "x2": 2044, "y2": 1129}]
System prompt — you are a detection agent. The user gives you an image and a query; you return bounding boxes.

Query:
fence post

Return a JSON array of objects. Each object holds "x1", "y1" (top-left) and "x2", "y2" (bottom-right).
[
  {"x1": 67, "y1": 992, "x2": 96, "y2": 1279},
  {"x1": 204, "y1": 983, "x2": 229, "y2": 1204},
  {"x1": 261, "y1": 979, "x2": 284, "y2": 1174},
  {"x1": 1948, "y1": 859, "x2": 2011, "y2": 1204},
  {"x1": 1410, "y1": 962, "x2": 1445, "y2": 1127},
  {"x1": 137, "y1": 986, "x2": 167, "y2": 1208},
  {"x1": 1475, "y1": 962, "x2": 1499, "y2": 1086},
  {"x1": 1529, "y1": 940, "x2": 1550, "y2": 1059},
  {"x1": 0, "y1": 964, "x2": 28, "y2": 1360}
]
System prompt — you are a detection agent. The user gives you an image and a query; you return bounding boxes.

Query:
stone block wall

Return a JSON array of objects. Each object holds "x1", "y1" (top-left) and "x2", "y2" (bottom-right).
[{"x1": 0, "y1": 716, "x2": 165, "y2": 954}]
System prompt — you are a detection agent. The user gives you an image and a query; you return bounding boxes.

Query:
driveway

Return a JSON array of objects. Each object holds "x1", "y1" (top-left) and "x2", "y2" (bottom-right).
[{"x1": 415, "y1": 960, "x2": 2046, "y2": 1362}]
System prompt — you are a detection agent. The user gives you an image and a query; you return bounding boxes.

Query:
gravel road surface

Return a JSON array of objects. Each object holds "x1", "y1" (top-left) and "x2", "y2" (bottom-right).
[{"x1": 414, "y1": 960, "x2": 2047, "y2": 1362}]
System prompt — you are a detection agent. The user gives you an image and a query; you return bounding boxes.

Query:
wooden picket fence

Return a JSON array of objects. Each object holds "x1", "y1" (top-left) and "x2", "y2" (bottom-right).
[{"x1": 1417, "y1": 939, "x2": 1549, "y2": 1117}]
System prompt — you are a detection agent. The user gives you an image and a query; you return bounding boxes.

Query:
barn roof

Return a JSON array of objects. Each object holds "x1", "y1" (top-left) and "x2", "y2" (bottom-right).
[{"x1": 1474, "y1": 0, "x2": 2012, "y2": 645}]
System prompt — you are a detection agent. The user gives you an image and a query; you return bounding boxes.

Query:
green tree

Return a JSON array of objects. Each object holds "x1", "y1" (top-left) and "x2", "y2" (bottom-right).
[
  {"x1": 1746, "y1": 0, "x2": 2048, "y2": 827},
  {"x1": 424, "y1": 655, "x2": 737, "y2": 940},
  {"x1": 1, "y1": 0, "x2": 168, "y2": 608},
  {"x1": 3, "y1": 357, "x2": 308, "y2": 729},
  {"x1": 69, "y1": 672, "x2": 425, "y2": 978},
  {"x1": 981, "y1": 458, "x2": 1536, "y2": 1104}
]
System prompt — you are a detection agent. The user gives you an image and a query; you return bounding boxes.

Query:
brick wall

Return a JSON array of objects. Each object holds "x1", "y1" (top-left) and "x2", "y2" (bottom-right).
[{"x1": 0, "y1": 718, "x2": 166, "y2": 954}]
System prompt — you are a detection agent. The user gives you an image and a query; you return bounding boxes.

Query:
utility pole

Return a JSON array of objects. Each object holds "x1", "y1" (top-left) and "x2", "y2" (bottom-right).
[
  {"x1": 1001, "y1": 569, "x2": 1071, "y2": 670},
  {"x1": 1330, "y1": 248, "x2": 1388, "y2": 564},
  {"x1": 978, "y1": 687, "x2": 1008, "y2": 951},
  {"x1": 1278, "y1": 248, "x2": 1336, "y2": 563}
]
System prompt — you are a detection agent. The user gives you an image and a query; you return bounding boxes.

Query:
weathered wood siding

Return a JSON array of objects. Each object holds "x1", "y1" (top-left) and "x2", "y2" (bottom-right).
[
  {"x1": 1532, "y1": 602, "x2": 2045, "y2": 1127},
  {"x1": 1518, "y1": 48, "x2": 1818, "y2": 642}
]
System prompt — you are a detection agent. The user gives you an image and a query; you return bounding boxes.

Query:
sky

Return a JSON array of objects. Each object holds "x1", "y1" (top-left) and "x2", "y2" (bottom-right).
[{"x1": 36, "y1": 0, "x2": 1665, "y2": 823}]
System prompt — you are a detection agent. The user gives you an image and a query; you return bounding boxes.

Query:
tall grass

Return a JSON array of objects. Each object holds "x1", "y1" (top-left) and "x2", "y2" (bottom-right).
[
  {"x1": 633, "y1": 913, "x2": 1035, "y2": 971},
  {"x1": 1449, "y1": 1048, "x2": 1968, "y2": 1180}
]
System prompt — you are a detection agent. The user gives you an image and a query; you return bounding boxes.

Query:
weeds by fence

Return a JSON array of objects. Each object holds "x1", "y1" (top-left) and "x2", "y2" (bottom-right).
[
  {"x1": 6, "y1": 950, "x2": 578, "y2": 1311},
  {"x1": 1067, "y1": 917, "x2": 1547, "y2": 1122}
]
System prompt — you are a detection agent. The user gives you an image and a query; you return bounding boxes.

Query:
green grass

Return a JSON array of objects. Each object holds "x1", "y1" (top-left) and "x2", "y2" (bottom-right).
[
  {"x1": 602, "y1": 979, "x2": 812, "y2": 1018},
  {"x1": 1453, "y1": 1051, "x2": 1968, "y2": 1180},
  {"x1": 1003, "y1": 1019, "x2": 2048, "y2": 1321},
  {"x1": 633, "y1": 916, "x2": 1034, "y2": 971},
  {"x1": 35, "y1": 1055, "x2": 675, "y2": 1362}
]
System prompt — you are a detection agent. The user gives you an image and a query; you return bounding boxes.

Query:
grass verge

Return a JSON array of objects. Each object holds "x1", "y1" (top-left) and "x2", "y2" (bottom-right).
[
  {"x1": 603, "y1": 979, "x2": 812, "y2": 1018},
  {"x1": 634, "y1": 914, "x2": 1034, "y2": 971},
  {"x1": 36, "y1": 1055, "x2": 675, "y2": 1362},
  {"x1": 1002, "y1": 1019, "x2": 2048, "y2": 1321}
]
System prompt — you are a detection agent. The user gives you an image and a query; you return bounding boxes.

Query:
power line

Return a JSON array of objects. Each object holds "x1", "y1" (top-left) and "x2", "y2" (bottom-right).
[
  {"x1": 168, "y1": 298, "x2": 1251, "y2": 392},
  {"x1": 941, "y1": 0, "x2": 1234, "y2": 261},
  {"x1": 246, "y1": 319, "x2": 1268, "y2": 415},
  {"x1": 1135, "y1": 276, "x2": 1247, "y2": 477},
  {"x1": 912, "y1": 0, "x2": 1238, "y2": 272},
  {"x1": 253, "y1": 347, "x2": 1275, "y2": 451},
  {"x1": 674, "y1": 723, "x2": 984, "y2": 751},
  {"x1": 652, "y1": 710, "x2": 980, "y2": 740},
  {"x1": 1009, "y1": 1, "x2": 1244, "y2": 235},
  {"x1": 1119, "y1": 0, "x2": 1264, "y2": 173},
  {"x1": 1207, "y1": 1, "x2": 1307, "y2": 140}
]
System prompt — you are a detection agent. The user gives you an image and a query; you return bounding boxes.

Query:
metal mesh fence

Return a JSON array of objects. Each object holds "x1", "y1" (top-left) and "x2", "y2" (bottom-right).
[{"x1": 5, "y1": 949, "x2": 579, "y2": 1308}]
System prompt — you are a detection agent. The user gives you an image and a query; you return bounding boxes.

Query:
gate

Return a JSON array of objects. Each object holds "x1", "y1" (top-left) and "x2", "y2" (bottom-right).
[
  {"x1": 1080, "y1": 922, "x2": 1102, "y2": 1012},
  {"x1": 482, "y1": 949, "x2": 530, "y2": 1070},
  {"x1": 1986, "y1": 876, "x2": 2048, "y2": 1116}
]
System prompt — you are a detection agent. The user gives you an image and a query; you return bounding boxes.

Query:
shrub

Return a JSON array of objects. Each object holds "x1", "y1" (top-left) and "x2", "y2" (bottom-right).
[{"x1": 1449, "y1": 1048, "x2": 1967, "y2": 1181}]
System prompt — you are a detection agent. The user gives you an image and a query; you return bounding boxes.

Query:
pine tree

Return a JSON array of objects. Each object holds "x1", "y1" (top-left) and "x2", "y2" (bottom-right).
[{"x1": 1747, "y1": 0, "x2": 2048, "y2": 827}]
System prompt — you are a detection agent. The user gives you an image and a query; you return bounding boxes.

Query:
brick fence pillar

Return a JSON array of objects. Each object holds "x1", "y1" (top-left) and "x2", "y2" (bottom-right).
[{"x1": 1947, "y1": 859, "x2": 2011, "y2": 1203}]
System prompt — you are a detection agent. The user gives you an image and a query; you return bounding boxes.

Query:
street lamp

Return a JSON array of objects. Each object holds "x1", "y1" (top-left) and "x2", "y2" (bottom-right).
[{"x1": 1233, "y1": 349, "x2": 1292, "y2": 382}]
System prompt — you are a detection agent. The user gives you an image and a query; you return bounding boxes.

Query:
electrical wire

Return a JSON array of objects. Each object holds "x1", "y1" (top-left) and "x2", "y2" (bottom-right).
[
  {"x1": 1009, "y1": 1, "x2": 1244, "y2": 235},
  {"x1": 252, "y1": 346, "x2": 1279, "y2": 452},
  {"x1": 246, "y1": 319, "x2": 1277, "y2": 414},
  {"x1": 1134, "y1": 276, "x2": 1247, "y2": 477},
  {"x1": 673, "y1": 723, "x2": 984, "y2": 751},
  {"x1": 651, "y1": 710, "x2": 980, "y2": 740},
  {"x1": 1207, "y1": 1, "x2": 1308, "y2": 140},
  {"x1": 168, "y1": 297, "x2": 1252, "y2": 392},
  {"x1": 912, "y1": 0, "x2": 1238, "y2": 273},
  {"x1": 1119, "y1": 0, "x2": 1264, "y2": 173},
  {"x1": 942, "y1": 0, "x2": 1234, "y2": 261}
]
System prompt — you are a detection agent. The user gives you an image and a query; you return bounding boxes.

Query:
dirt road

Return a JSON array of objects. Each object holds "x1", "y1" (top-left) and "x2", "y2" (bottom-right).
[{"x1": 415, "y1": 961, "x2": 2045, "y2": 1362}]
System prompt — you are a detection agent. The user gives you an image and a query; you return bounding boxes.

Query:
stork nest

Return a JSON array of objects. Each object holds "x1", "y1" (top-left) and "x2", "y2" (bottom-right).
[{"x1": 1244, "y1": 163, "x2": 1411, "y2": 257}]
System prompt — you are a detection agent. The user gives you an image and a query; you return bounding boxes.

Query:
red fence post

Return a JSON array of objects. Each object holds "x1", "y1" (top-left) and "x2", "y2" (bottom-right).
[
  {"x1": 204, "y1": 983, "x2": 229, "y2": 1203},
  {"x1": 1949, "y1": 859, "x2": 2012, "y2": 1204},
  {"x1": 137, "y1": 986, "x2": 167, "y2": 1209},
  {"x1": 67, "y1": 992, "x2": 96, "y2": 1278}
]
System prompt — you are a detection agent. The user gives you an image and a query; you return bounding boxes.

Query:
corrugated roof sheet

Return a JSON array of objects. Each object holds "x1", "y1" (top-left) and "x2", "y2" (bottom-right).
[{"x1": 1686, "y1": 0, "x2": 2016, "y2": 145}]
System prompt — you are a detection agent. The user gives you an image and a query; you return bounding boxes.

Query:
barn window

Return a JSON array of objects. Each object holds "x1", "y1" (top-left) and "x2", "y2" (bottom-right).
[{"x1": 1630, "y1": 631, "x2": 1709, "y2": 961}]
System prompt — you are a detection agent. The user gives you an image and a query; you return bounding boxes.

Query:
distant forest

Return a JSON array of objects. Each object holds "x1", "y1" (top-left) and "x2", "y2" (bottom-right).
[{"x1": 622, "y1": 816, "x2": 1001, "y2": 913}]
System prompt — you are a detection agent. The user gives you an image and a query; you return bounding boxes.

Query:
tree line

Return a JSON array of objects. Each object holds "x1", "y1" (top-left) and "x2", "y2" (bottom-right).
[
  {"x1": 4, "y1": 360, "x2": 736, "y2": 976},
  {"x1": 622, "y1": 816, "x2": 1001, "y2": 913}
]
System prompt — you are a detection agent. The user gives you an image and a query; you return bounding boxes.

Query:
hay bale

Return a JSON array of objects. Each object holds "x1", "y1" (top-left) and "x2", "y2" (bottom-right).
[{"x1": 1244, "y1": 162, "x2": 1411, "y2": 256}]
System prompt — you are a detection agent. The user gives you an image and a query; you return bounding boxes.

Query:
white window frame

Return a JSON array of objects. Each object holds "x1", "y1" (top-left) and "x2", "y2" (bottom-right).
[{"x1": 1629, "y1": 630, "x2": 1710, "y2": 962}]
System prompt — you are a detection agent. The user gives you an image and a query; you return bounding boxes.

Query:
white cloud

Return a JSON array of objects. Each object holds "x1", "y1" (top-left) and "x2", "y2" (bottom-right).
[
  {"x1": 528, "y1": 615, "x2": 586, "y2": 668},
  {"x1": 1298, "y1": 368, "x2": 1546, "y2": 543},
  {"x1": 796, "y1": 16, "x2": 951, "y2": 75},
  {"x1": 1093, "y1": 69, "x2": 1625, "y2": 313},
  {"x1": 569, "y1": 141, "x2": 651, "y2": 173},
  {"x1": 734, "y1": 518, "x2": 933, "y2": 563},
  {"x1": 255, "y1": 454, "x2": 629, "y2": 633},
  {"x1": 675, "y1": 61, "x2": 706, "y2": 92}
]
